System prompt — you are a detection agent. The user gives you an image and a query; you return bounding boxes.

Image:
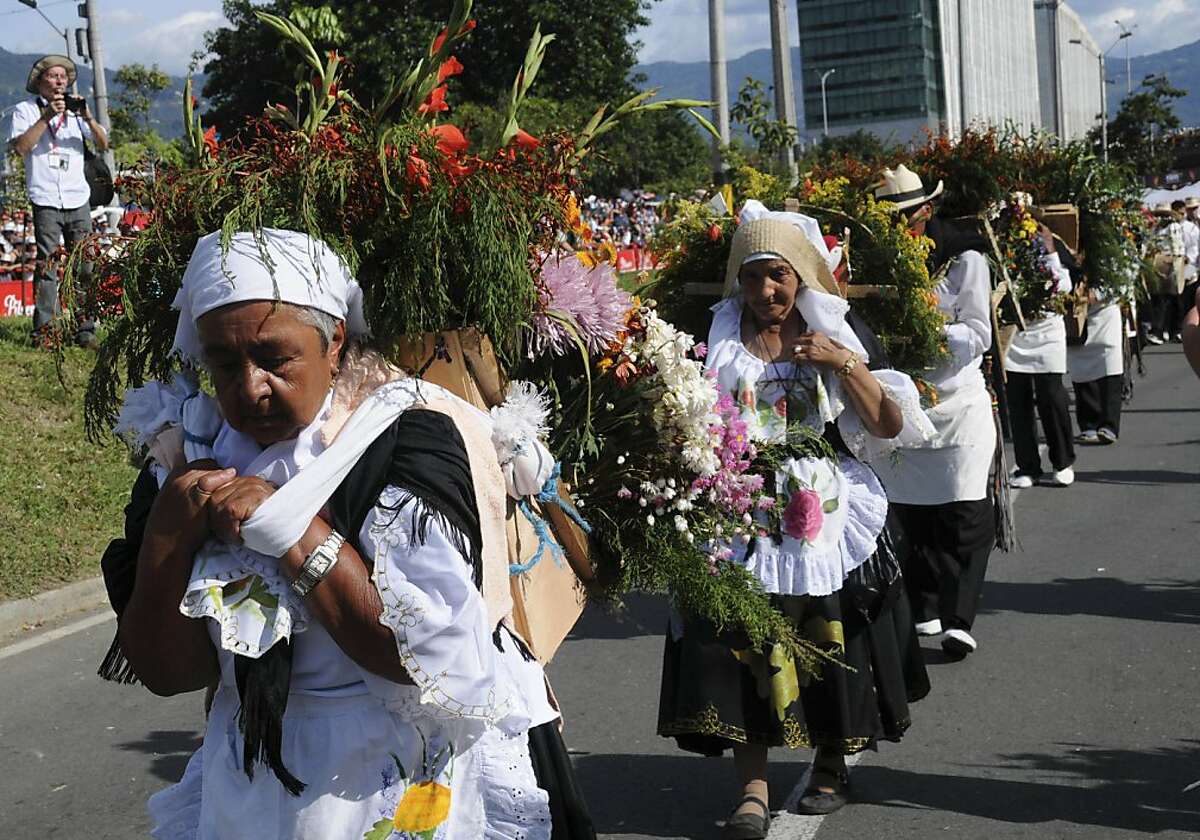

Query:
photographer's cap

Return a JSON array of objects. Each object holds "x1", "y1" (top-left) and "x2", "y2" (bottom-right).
[{"x1": 26, "y1": 55, "x2": 76, "y2": 95}]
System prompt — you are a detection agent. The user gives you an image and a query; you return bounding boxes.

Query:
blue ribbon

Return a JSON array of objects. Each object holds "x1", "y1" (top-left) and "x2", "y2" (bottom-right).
[{"x1": 509, "y1": 462, "x2": 592, "y2": 576}]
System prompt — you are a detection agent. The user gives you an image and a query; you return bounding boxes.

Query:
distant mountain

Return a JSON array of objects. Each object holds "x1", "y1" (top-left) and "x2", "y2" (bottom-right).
[
  {"x1": 637, "y1": 46, "x2": 807, "y2": 132},
  {"x1": 635, "y1": 38, "x2": 1200, "y2": 132},
  {"x1": 1108, "y1": 38, "x2": 1200, "y2": 127},
  {"x1": 0, "y1": 46, "x2": 199, "y2": 139}
]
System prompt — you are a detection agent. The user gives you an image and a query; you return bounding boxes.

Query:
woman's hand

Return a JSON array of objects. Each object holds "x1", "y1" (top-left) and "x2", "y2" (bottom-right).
[
  {"x1": 793, "y1": 331, "x2": 853, "y2": 370},
  {"x1": 144, "y1": 460, "x2": 235, "y2": 558},
  {"x1": 203, "y1": 475, "x2": 276, "y2": 544}
]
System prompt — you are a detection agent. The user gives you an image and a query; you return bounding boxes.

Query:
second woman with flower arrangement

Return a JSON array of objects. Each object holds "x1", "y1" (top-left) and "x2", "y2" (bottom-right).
[{"x1": 655, "y1": 201, "x2": 934, "y2": 837}]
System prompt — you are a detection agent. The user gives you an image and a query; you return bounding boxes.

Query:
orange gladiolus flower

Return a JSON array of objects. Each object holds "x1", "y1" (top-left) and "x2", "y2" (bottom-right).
[
  {"x1": 419, "y1": 85, "x2": 449, "y2": 115},
  {"x1": 513, "y1": 129, "x2": 541, "y2": 150},
  {"x1": 438, "y1": 56, "x2": 464, "y2": 83},
  {"x1": 406, "y1": 153, "x2": 432, "y2": 191},
  {"x1": 202, "y1": 125, "x2": 219, "y2": 156},
  {"x1": 430, "y1": 124, "x2": 469, "y2": 156}
]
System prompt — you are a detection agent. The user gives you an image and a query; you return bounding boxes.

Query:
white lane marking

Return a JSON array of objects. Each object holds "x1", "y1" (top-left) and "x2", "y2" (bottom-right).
[
  {"x1": 0, "y1": 611, "x2": 112, "y2": 662},
  {"x1": 769, "y1": 441, "x2": 1045, "y2": 839},
  {"x1": 769, "y1": 753, "x2": 864, "y2": 839}
]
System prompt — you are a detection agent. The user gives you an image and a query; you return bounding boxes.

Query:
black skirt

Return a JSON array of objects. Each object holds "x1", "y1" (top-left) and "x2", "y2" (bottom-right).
[
  {"x1": 657, "y1": 516, "x2": 931, "y2": 756},
  {"x1": 528, "y1": 721, "x2": 597, "y2": 840}
]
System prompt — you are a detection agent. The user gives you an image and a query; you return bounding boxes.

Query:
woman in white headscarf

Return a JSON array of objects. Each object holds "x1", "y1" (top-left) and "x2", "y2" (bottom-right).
[
  {"x1": 657, "y1": 202, "x2": 933, "y2": 837},
  {"x1": 99, "y1": 229, "x2": 575, "y2": 840}
]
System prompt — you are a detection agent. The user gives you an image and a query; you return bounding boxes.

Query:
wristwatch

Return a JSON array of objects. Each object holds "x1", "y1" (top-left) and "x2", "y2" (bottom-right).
[{"x1": 290, "y1": 529, "x2": 345, "y2": 598}]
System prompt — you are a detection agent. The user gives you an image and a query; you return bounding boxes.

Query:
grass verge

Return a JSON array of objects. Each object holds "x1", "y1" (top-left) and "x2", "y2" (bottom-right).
[{"x1": 0, "y1": 317, "x2": 136, "y2": 601}]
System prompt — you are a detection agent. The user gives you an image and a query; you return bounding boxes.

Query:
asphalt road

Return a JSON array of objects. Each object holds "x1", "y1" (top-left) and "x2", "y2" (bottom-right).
[{"x1": 2, "y1": 344, "x2": 1198, "y2": 840}]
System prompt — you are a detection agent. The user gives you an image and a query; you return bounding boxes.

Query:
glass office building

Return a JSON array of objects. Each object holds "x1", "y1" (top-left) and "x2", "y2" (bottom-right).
[{"x1": 797, "y1": 0, "x2": 1052, "y2": 143}]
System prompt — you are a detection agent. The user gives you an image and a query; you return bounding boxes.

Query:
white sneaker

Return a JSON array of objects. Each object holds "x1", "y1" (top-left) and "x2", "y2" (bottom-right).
[
  {"x1": 1075, "y1": 430, "x2": 1100, "y2": 445},
  {"x1": 1044, "y1": 467, "x2": 1075, "y2": 487},
  {"x1": 914, "y1": 619, "x2": 943, "y2": 636},
  {"x1": 942, "y1": 628, "x2": 977, "y2": 657},
  {"x1": 1146, "y1": 334, "x2": 1164, "y2": 346},
  {"x1": 1009, "y1": 473, "x2": 1035, "y2": 489},
  {"x1": 1097, "y1": 427, "x2": 1118, "y2": 445}
]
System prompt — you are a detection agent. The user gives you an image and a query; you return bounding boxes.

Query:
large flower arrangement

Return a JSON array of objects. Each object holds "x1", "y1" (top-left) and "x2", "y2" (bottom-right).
[
  {"x1": 556, "y1": 299, "x2": 825, "y2": 665},
  {"x1": 994, "y1": 199, "x2": 1068, "y2": 321}
]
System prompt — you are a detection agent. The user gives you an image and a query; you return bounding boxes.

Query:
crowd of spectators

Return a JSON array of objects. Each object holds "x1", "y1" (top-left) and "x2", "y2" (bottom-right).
[
  {"x1": 579, "y1": 193, "x2": 664, "y2": 249},
  {"x1": 0, "y1": 208, "x2": 38, "y2": 285}
]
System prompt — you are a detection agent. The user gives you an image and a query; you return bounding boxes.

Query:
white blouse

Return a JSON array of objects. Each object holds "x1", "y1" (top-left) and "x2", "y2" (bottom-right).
[
  {"x1": 117, "y1": 381, "x2": 551, "y2": 840},
  {"x1": 871, "y1": 250, "x2": 997, "y2": 505},
  {"x1": 705, "y1": 296, "x2": 931, "y2": 596}
]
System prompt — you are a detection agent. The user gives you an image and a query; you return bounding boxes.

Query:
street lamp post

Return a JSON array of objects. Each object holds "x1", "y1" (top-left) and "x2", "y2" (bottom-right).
[
  {"x1": 819, "y1": 68, "x2": 836, "y2": 137},
  {"x1": 1115, "y1": 20, "x2": 1136, "y2": 96},
  {"x1": 1070, "y1": 34, "x2": 1129, "y2": 165}
]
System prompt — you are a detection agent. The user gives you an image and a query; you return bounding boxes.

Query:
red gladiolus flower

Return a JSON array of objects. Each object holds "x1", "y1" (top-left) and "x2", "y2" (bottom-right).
[
  {"x1": 419, "y1": 85, "x2": 449, "y2": 115},
  {"x1": 202, "y1": 125, "x2": 219, "y2": 156},
  {"x1": 431, "y1": 124, "x2": 469, "y2": 156},
  {"x1": 431, "y1": 20, "x2": 476, "y2": 55},
  {"x1": 513, "y1": 129, "x2": 540, "y2": 150},
  {"x1": 438, "y1": 56, "x2": 464, "y2": 83},
  {"x1": 707, "y1": 224, "x2": 722, "y2": 242}
]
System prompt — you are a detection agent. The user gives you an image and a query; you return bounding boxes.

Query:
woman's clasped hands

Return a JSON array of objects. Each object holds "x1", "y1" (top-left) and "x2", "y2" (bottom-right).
[{"x1": 147, "y1": 460, "x2": 277, "y2": 554}]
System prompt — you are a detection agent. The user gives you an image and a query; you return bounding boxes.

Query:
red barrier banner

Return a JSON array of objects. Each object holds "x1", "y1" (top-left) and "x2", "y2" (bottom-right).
[
  {"x1": 1, "y1": 280, "x2": 34, "y2": 317},
  {"x1": 615, "y1": 248, "x2": 657, "y2": 273}
]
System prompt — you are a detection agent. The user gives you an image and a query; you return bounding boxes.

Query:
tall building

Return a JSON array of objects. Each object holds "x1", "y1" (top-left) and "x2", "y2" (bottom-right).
[
  {"x1": 796, "y1": 0, "x2": 1068, "y2": 143},
  {"x1": 1033, "y1": 0, "x2": 1103, "y2": 141}
]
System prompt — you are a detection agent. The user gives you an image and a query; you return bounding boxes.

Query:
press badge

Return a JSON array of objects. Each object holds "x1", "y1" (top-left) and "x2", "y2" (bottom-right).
[{"x1": 46, "y1": 154, "x2": 68, "y2": 171}]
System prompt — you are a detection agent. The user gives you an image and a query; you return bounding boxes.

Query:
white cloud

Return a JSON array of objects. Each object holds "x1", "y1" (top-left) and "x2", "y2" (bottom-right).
[
  {"x1": 104, "y1": 10, "x2": 225, "y2": 75},
  {"x1": 638, "y1": 0, "x2": 796, "y2": 65},
  {"x1": 1076, "y1": 0, "x2": 1200, "y2": 57}
]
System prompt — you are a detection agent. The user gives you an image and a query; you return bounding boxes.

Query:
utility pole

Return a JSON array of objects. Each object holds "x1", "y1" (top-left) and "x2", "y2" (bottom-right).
[
  {"x1": 80, "y1": 0, "x2": 115, "y2": 175},
  {"x1": 1100, "y1": 52, "x2": 1108, "y2": 164},
  {"x1": 707, "y1": 0, "x2": 731, "y2": 182},
  {"x1": 767, "y1": 0, "x2": 797, "y2": 180}
]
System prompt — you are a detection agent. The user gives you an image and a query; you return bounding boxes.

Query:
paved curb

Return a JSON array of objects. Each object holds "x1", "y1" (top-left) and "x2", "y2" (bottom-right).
[{"x1": 0, "y1": 576, "x2": 109, "y2": 641}]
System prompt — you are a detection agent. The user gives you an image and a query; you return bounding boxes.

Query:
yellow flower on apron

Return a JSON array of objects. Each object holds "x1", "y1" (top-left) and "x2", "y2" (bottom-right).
[{"x1": 393, "y1": 781, "x2": 452, "y2": 833}]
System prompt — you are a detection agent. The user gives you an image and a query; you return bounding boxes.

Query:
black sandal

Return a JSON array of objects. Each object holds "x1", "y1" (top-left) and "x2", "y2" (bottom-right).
[
  {"x1": 723, "y1": 794, "x2": 771, "y2": 839},
  {"x1": 796, "y1": 768, "x2": 851, "y2": 815}
]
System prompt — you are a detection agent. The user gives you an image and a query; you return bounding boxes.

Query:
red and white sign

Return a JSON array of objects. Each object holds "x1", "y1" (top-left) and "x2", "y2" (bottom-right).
[
  {"x1": 1, "y1": 280, "x2": 33, "y2": 317},
  {"x1": 614, "y1": 248, "x2": 657, "y2": 273}
]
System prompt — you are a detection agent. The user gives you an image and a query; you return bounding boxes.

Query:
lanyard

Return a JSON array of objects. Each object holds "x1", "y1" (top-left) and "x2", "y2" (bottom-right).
[{"x1": 37, "y1": 99, "x2": 69, "y2": 151}]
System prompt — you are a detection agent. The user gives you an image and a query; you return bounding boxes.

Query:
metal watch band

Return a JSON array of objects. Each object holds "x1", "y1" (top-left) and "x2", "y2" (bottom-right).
[{"x1": 290, "y1": 529, "x2": 345, "y2": 598}]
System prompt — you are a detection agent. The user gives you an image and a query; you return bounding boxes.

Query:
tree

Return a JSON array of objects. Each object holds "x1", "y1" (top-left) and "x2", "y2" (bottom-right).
[
  {"x1": 728, "y1": 77, "x2": 797, "y2": 176},
  {"x1": 109, "y1": 63, "x2": 183, "y2": 170},
  {"x1": 196, "y1": 0, "x2": 706, "y2": 192},
  {"x1": 1099, "y1": 74, "x2": 1186, "y2": 176},
  {"x1": 110, "y1": 63, "x2": 171, "y2": 143}
]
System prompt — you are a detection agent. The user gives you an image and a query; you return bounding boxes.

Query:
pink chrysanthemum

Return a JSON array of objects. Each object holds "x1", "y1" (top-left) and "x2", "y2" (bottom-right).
[{"x1": 528, "y1": 258, "x2": 632, "y2": 358}]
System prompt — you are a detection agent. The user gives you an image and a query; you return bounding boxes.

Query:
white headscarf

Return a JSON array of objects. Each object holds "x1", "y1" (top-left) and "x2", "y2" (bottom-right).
[
  {"x1": 731, "y1": 200, "x2": 866, "y2": 360},
  {"x1": 171, "y1": 228, "x2": 368, "y2": 365}
]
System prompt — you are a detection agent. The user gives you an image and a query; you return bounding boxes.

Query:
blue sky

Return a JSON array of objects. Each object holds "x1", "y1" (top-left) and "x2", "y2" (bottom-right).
[{"x1": 0, "y1": 0, "x2": 1193, "y2": 75}]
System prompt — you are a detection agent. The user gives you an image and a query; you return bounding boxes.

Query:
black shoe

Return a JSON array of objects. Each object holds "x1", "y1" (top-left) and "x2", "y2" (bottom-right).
[
  {"x1": 723, "y1": 795, "x2": 770, "y2": 839},
  {"x1": 796, "y1": 769, "x2": 851, "y2": 815}
]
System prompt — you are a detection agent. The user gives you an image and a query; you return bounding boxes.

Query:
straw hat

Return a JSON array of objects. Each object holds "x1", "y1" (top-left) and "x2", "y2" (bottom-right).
[
  {"x1": 26, "y1": 55, "x2": 76, "y2": 95},
  {"x1": 725, "y1": 217, "x2": 840, "y2": 296},
  {"x1": 872, "y1": 164, "x2": 944, "y2": 212},
  {"x1": 1153, "y1": 203, "x2": 1174, "y2": 217},
  {"x1": 1185, "y1": 197, "x2": 1199, "y2": 210}
]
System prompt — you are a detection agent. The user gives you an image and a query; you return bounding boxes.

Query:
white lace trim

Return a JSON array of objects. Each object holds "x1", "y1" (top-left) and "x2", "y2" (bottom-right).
[
  {"x1": 837, "y1": 370, "x2": 936, "y2": 464},
  {"x1": 147, "y1": 748, "x2": 202, "y2": 840},
  {"x1": 735, "y1": 457, "x2": 888, "y2": 597},
  {"x1": 370, "y1": 486, "x2": 510, "y2": 727},
  {"x1": 473, "y1": 727, "x2": 552, "y2": 840},
  {"x1": 178, "y1": 542, "x2": 306, "y2": 658}
]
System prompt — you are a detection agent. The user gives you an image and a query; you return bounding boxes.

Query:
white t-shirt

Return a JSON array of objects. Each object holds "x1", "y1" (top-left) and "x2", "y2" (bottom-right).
[{"x1": 8, "y1": 99, "x2": 93, "y2": 210}]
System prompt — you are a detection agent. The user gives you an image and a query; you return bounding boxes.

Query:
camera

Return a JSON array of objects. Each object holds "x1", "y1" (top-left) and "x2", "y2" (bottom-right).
[{"x1": 64, "y1": 95, "x2": 86, "y2": 114}]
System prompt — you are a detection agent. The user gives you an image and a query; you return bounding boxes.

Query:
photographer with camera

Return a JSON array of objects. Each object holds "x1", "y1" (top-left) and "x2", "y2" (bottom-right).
[{"x1": 8, "y1": 55, "x2": 108, "y2": 347}]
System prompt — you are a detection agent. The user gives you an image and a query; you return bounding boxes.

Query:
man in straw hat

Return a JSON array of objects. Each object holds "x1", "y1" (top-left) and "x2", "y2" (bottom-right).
[
  {"x1": 1147, "y1": 202, "x2": 1186, "y2": 345},
  {"x1": 7, "y1": 54, "x2": 108, "y2": 347},
  {"x1": 867, "y1": 164, "x2": 996, "y2": 660}
]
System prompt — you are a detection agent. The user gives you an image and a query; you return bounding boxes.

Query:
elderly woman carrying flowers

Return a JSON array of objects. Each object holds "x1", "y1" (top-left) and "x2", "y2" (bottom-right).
[
  {"x1": 99, "y1": 229, "x2": 573, "y2": 839},
  {"x1": 657, "y1": 202, "x2": 933, "y2": 837}
]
